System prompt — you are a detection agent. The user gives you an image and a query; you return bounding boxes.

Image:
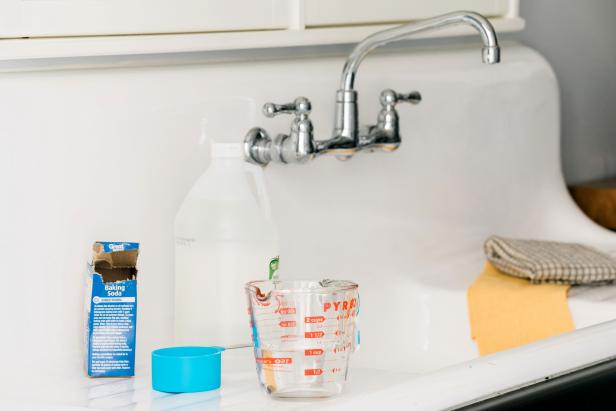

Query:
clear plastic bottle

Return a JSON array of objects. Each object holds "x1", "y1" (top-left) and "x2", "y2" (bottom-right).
[{"x1": 174, "y1": 142, "x2": 278, "y2": 352}]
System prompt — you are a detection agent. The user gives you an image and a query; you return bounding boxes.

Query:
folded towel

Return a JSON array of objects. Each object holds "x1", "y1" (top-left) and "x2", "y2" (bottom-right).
[
  {"x1": 467, "y1": 262, "x2": 573, "y2": 355},
  {"x1": 484, "y1": 236, "x2": 616, "y2": 284}
]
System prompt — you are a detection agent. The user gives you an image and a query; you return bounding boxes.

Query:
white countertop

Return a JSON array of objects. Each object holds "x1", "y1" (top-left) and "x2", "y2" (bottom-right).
[
  {"x1": 0, "y1": 367, "x2": 416, "y2": 411},
  {"x1": 7, "y1": 318, "x2": 616, "y2": 411}
]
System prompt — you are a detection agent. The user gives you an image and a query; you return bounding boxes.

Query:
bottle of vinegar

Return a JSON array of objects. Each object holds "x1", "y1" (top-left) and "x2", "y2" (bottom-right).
[{"x1": 174, "y1": 142, "x2": 278, "y2": 350}]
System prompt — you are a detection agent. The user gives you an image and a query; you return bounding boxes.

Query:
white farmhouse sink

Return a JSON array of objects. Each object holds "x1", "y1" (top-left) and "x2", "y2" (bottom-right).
[{"x1": 0, "y1": 41, "x2": 614, "y2": 409}]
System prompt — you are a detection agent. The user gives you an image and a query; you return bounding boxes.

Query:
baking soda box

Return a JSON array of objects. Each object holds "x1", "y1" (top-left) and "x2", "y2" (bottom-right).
[{"x1": 84, "y1": 242, "x2": 139, "y2": 377}]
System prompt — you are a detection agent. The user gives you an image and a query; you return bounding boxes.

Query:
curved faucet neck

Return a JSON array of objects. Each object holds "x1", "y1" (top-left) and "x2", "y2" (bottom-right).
[{"x1": 339, "y1": 11, "x2": 500, "y2": 90}]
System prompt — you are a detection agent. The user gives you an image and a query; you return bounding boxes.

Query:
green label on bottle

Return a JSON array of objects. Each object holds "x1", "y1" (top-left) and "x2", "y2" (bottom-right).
[{"x1": 268, "y1": 256, "x2": 280, "y2": 280}]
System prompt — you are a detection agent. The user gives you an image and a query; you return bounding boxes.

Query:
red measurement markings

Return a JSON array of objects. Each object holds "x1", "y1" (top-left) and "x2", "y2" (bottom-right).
[
  {"x1": 333, "y1": 342, "x2": 352, "y2": 353},
  {"x1": 331, "y1": 367, "x2": 342, "y2": 374},
  {"x1": 304, "y1": 331, "x2": 325, "y2": 339},
  {"x1": 279, "y1": 320, "x2": 296, "y2": 328},
  {"x1": 256, "y1": 357, "x2": 292, "y2": 365},
  {"x1": 255, "y1": 299, "x2": 272, "y2": 307},
  {"x1": 278, "y1": 307, "x2": 296, "y2": 315},
  {"x1": 304, "y1": 316, "x2": 325, "y2": 324},
  {"x1": 304, "y1": 368, "x2": 323, "y2": 376},
  {"x1": 280, "y1": 334, "x2": 297, "y2": 341},
  {"x1": 304, "y1": 348, "x2": 324, "y2": 356},
  {"x1": 336, "y1": 311, "x2": 356, "y2": 320}
]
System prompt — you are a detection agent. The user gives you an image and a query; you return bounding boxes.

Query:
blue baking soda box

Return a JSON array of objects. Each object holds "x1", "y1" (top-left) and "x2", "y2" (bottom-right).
[{"x1": 84, "y1": 242, "x2": 139, "y2": 377}]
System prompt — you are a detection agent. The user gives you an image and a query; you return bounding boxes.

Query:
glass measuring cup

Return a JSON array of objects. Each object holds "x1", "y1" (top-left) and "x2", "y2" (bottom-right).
[{"x1": 245, "y1": 279, "x2": 359, "y2": 398}]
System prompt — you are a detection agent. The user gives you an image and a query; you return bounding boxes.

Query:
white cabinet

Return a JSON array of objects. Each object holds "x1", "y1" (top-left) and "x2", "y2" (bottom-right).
[
  {"x1": 0, "y1": 0, "x2": 523, "y2": 62},
  {"x1": 0, "y1": 0, "x2": 289, "y2": 38},
  {"x1": 305, "y1": 0, "x2": 512, "y2": 26},
  {"x1": 0, "y1": 0, "x2": 520, "y2": 39}
]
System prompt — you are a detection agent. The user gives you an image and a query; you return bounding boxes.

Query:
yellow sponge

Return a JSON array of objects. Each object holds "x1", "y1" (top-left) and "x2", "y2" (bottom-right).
[{"x1": 467, "y1": 262, "x2": 574, "y2": 355}]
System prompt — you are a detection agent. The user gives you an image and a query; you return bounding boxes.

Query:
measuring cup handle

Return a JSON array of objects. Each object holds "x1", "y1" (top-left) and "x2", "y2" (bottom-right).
[{"x1": 353, "y1": 295, "x2": 360, "y2": 353}]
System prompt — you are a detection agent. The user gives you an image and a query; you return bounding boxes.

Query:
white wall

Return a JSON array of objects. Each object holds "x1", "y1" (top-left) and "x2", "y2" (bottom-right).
[{"x1": 510, "y1": 0, "x2": 616, "y2": 184}]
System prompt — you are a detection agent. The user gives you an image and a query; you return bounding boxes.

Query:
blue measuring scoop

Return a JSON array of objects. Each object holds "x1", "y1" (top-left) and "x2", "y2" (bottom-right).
[{"x1": 151, "y1": 344, "x2": 250, "y2": 393}]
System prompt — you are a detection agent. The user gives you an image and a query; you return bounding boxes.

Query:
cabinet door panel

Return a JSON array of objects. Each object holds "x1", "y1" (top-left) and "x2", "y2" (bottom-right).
[
  {"x1": 305, "y1": 0, "x2": 510, "y2": 26},
  {"x1": 0, "y1": 0, "x2": 288, "y2": 38}
]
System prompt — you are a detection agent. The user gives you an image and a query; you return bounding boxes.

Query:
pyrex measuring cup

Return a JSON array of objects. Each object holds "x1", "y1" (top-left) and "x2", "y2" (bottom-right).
[{"x1": 245, "y1": 279, "x2": 359, "y2": 398}]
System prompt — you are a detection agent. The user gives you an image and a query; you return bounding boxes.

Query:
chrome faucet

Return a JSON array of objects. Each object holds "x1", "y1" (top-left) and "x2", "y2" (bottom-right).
[{"x1": 244, "y1": 11, "x2": 500, "y2": 166}]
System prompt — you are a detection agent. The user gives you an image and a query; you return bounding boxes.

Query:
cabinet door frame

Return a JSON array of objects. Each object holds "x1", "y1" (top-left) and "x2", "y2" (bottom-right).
[{"x1": 0, "y1": 0, "x2": 289, "y2": 38}]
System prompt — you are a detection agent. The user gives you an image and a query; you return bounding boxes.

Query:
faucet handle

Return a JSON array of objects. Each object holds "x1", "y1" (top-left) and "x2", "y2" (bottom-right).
[
  {"x1": 379, "y1": 89, "x2": 421, "y2": 109},
  {"x1": 263, "y1": 97, "x2": 311, "y2": 119},
  {"x1": 366, "y1": 88, "x2": 422, "y2": 151}
]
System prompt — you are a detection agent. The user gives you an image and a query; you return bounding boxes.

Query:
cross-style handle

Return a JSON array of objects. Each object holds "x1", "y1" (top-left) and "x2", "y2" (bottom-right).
[
  {"x1": 379, "y1": 89, "x2": 421, "y2": 109},
  {"x1": 263, "y1": 97, "x2": 311, "y2": 119}
]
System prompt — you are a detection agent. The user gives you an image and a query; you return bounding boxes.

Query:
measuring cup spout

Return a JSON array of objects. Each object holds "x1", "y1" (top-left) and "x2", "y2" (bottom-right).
[{"x1": 248, "y1": 285, "x2": 271, "y2": 302}]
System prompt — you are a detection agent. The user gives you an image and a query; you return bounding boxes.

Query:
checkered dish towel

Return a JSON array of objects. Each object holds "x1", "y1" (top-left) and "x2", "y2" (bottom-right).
[{"x1": 484, "y1": 236, "x2": 616, "y2": 284}]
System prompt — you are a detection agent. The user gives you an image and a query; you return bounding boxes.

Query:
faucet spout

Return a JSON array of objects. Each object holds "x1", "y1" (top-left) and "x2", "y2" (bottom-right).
[{"x1": 340, "y1": 11, "x2": 500, "y2": 90}]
